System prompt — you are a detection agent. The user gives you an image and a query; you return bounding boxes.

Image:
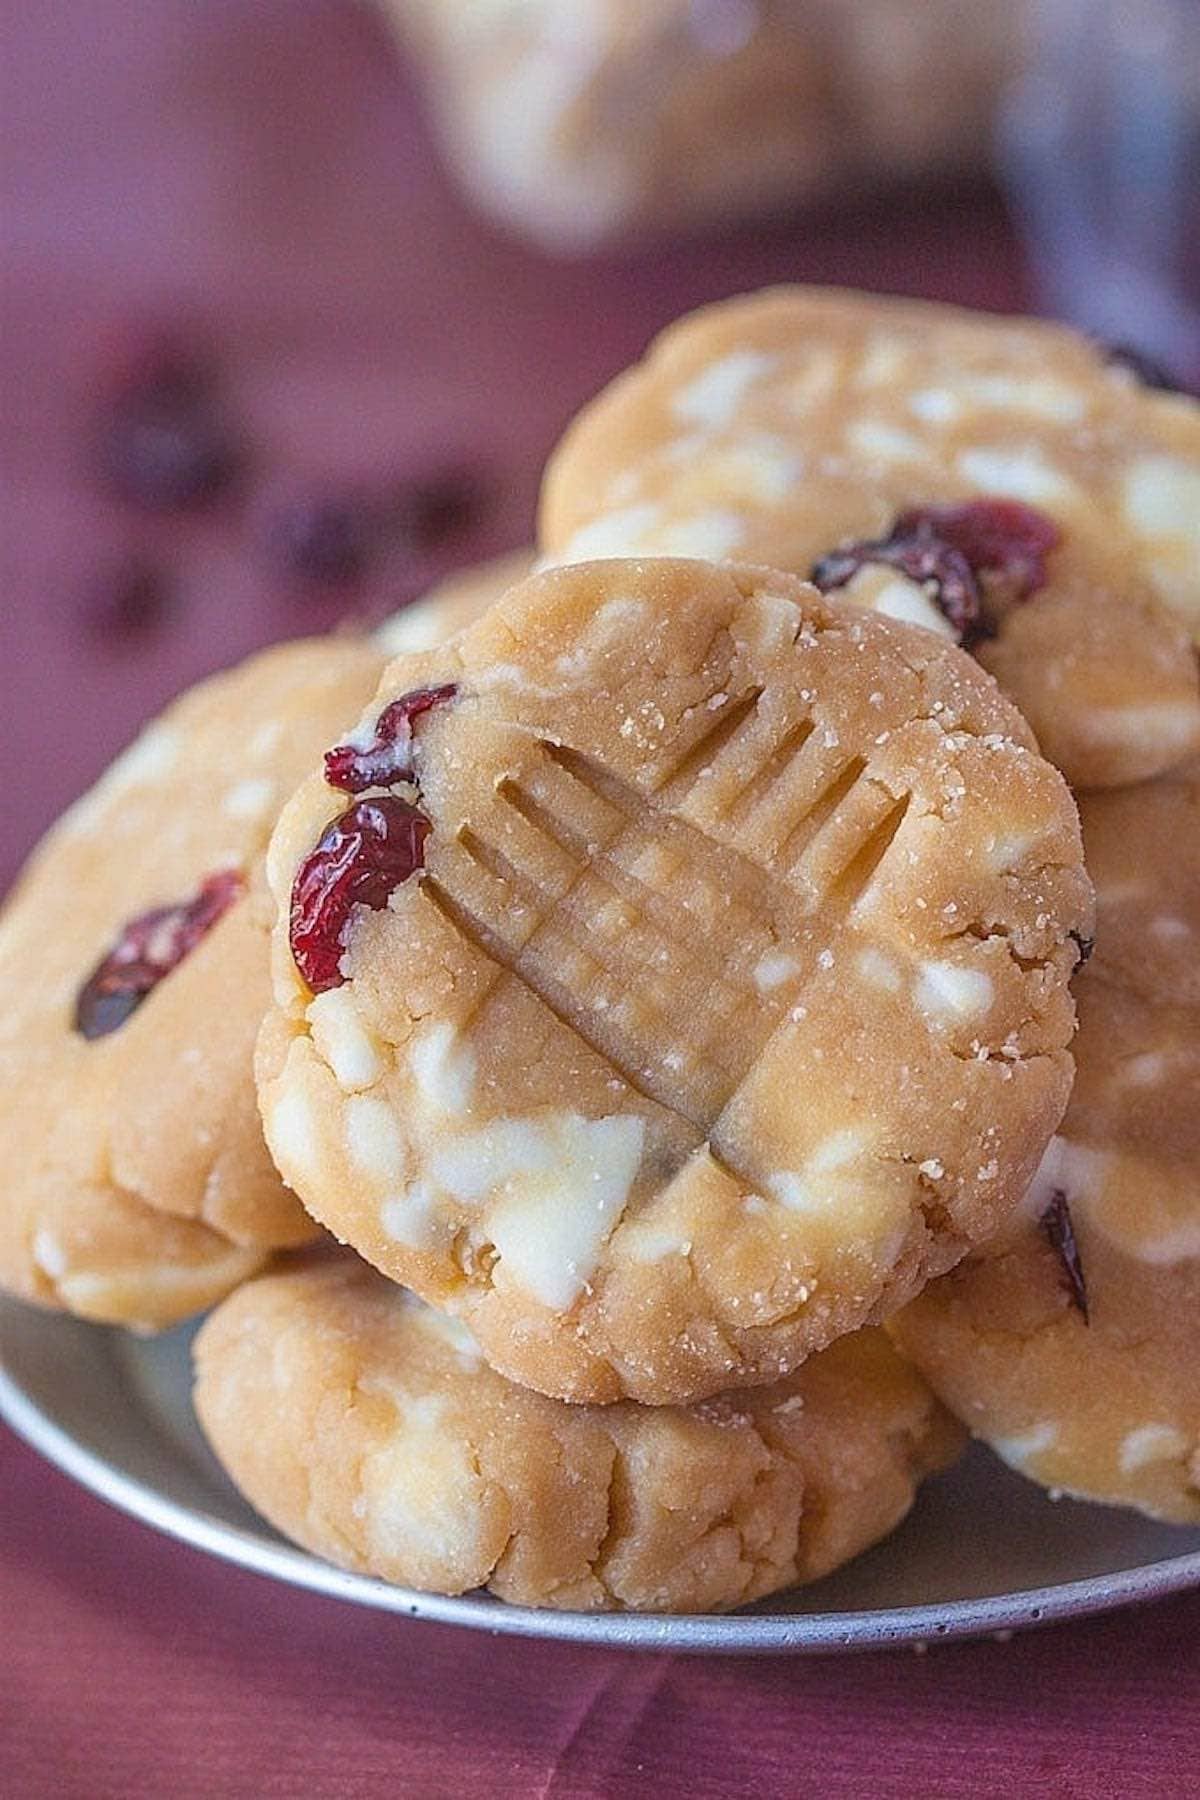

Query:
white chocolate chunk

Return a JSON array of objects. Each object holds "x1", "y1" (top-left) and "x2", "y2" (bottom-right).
[
  {"x1": 380, "y1": 1179, "x2": 442, "y2": 1250},
  {"x1": 268, "y1": 1083, "x2": 320, "y2": 1180},
  {"x1": 672, "y1": 349, "x2": 775, "y2": 431},
  {"x1": 955, "y1": 373, "x2": 1087, "y2": 422},
  {"x1": 222, "y1": 776, "x2": 276, "y2": 821},
  {"x1": 31, "y1": 1229, "x2": 68, "y2": 1280},
  {"x1": 1119, "y1": 1424, "x2": 1190, "y2": 1474},
  {"x1": 957, "y1": 447, "x2": 1078, "y2": 509},
  {"x1": 409, "y1": 1022, "x2": 476, "y2": 1116},
  {"x1": 991, "y1": 1422, "x2": 1059, "y2": 1470},
  {"x1": 843, "y1": 564, "x2": 957, "y2": 640},
  {"x1": 1122, "y1": 456, "x2": 1200, "y2": 544},
  {"x1": 555, "y1": 503, "x2": 662, "y2": 563},
  {"x1": 359, "y1": 1392, "x2": 491, "y2": 1585},
  {"x1": 908, "y1": 387, "x2": 964, "y2": 426},
  {"x1": 753, "y1": 951, "x2": 800, "y2": 992},
  {"x1": 915, "y1": 961, "x2": 994, "y2": 1024},
  {"x1": 432, "y1": 1112, "x2": 645, "y2": 1310},
  {"x1": 846, "y1": 418, "x2": 924, "y2": 464},
  {"x1": 653, "y1": 509, "x2": 745, "y2": 560},
  {"x1": 375, "y1": 601, "x2": 448, "y2": 654},
  {"x1": 307, "y1": 988, "x2": 383, "y2": 1091},
  {"x1": 345, "y1": 1095, "x2": 407, "y2": 1185}
]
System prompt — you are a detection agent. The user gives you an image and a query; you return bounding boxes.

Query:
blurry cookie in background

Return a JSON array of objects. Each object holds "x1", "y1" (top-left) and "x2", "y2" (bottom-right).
[
  {"x1": 540, "y1": 287, "x2": 1200, "y2": 790},
  {"x1": 195, "y1": 1255, "x2": 964, "y2": 1612},
  {"x1": 381, "y1": 0, "x2": 1024, "y2": 251},
  {"x1": 892, "y1": 763, "x2": 1200, "y2": 1524},
  {"x1": 0, "y1": 637, "x2": 384, "y2": 1329}
]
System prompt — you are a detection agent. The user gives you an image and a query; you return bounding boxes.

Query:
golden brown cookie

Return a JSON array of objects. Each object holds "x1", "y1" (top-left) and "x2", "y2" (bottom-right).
[
  {"x1": 540, "y1": 287, "x2": 1200, "y2": 790},
  {"x1": 259, "y1": 558, "x2": 1091, "y2": 1404},
  {"x1": 194, "y1": 1256, "x2": 964, "y2": 1613},
  {"x1": 0, "y1": 637, "x2": 384, "y2": 1330},
  {"x1": 892, "y1": 764, "x2": 1200, "y2": 1523},
  {"x1": 375, "y1": 550, "x2": 532, "y2": 656}
]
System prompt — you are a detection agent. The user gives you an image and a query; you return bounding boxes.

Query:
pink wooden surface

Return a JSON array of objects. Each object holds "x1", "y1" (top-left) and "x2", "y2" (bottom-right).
[{"x1": 1, "y1": 5, "x2": 1196, "y2": 1794}]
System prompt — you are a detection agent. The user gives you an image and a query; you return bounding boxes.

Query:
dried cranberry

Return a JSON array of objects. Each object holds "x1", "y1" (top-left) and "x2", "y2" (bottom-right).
[
  {"x1": 289, "y1": 797, "x2": 432, "y2": 993},
  {"x1": 74, "y1": 868, "x2": 244, "y2": 1040},
  {"x1": 1039, "y1": 1189, "x2": 1089, "y2": 1323},
  {"x1": 813, "y1": 524, "x2": 982, "y2": 641},
  {"x1": 1102, "y1": 343, "x2": 1188, "y2": 395},
  {"x1": 812, "y1": 499, "x2": 1060, "y2": 646},
  {"x1": 271, "y1": 493, "x2": 382, "y2": 588},
  {"x1": 394, "y1": 466, "x2": 486, "y2": 551},
  {"x1": 324, "y1": 685, "x2": 457, "y2": 794},
  {"x1": 95, "y1": 341, "x2": 239, "y2": 511},
  {"x1": 81, "y1": 560, "x2": 172, "y2": 644}
]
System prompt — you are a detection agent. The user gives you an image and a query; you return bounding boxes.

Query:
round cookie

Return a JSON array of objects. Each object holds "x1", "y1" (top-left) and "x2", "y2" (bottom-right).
[
  {"x1": 376, "y1": 550, "x2": 532, "y2": 656},
  {"x1": 259, "y1": 558, "x2": 1092, "y2": 1405},
  {"x1": 891, "y1": 765, "x2": 1200, "y2": 1523},
  {"x1": 194, "y1": 1256, "x2": 964, "y2": 1613},
  {"x1": 539, "y1": 287, "x2": 1200, "y2": 791},
  {"x1": 0, "y1": 636, "x2": 385, "y2": 1330}
]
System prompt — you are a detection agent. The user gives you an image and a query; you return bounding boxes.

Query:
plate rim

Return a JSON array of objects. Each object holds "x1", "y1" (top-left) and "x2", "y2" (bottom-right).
[{"x1": 3, "y1": 1330, "x2": 1199, "y2": 1656}]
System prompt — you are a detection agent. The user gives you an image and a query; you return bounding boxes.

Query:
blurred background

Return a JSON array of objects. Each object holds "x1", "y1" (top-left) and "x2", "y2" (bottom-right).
[{"x1": 1, "y1": 0, "x2": 1196, "y2": 887}]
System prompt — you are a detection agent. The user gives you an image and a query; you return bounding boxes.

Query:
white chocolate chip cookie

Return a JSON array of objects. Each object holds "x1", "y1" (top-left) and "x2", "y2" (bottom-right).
[
  {"x1": 892, "y1": 762, "x2": 1200, "y2": 1523},
  {"x1": 194, "y1": 1255, "x2": 964, "y2": 1613},
  {"x1": 540, "y1": 287, "x2": 1200, "y2": 791},
  {"x1": 259, "y1": 558, "x2": 1092, "y2": 1404},
  {"x1": 0, "y1": 637, "x2": 385, "y2": 1330}
]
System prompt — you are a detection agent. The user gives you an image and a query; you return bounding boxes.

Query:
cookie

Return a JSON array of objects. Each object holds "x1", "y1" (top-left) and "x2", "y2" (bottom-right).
[
  {"x1": 258, "y1": 557, "x2": 1091, "y2": 1405},
  {"x1": 891, "y1": 764, "x2": 1200, "y2": 1523},
  {"x1": 194, "y1": 1256, "x2": 964, "y2": 1613},
  {"x1": 540, "y1": 287, "x2": 1200, "y2": 790},
  {"x1": 376, "y1": 550, "x2": 532, "y2": 656},
  {"x1": 383, "y1": 2, "x2": 1020, "y2": 251},
  {"x1": 0, "y1": 636, "x2": 385, "y2": 1330}
]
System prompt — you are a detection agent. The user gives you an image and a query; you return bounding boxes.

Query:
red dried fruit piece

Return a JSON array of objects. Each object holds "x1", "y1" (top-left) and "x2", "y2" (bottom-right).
[
  {"x1": 95, "y1": 340, "x2": 239, "y2": 512},
  {"x1": 81, "y1": 560, "x2": 173, "y2": 645},
  {"x1": 812, "y1": 523, "x2": 982, "y2": 641},
  {"x1": 812, "y1": 499, "x2": 1060, "y2": 646},
  {"x1": 901, "y1": 501, "x2": 1060, "y2": 603},
  {"x1": 74, "y1": 868, "x2": 244, "y2": 1040},
  {"x1": 1039, "y1": 1189, "x2": 1089, "y2": 1323},
  {"x1": 289, "y1": 797, "x2": 432, "y2": 993},
  {"x1": 324, "y1": 685, "x2": 457, "y2": 794},
  {"x1": 395, "y1": 466, "x2": 486, "y2": 550},
  {"x1": 272, "y1": 492, "x2": 383, "y2": 589}
]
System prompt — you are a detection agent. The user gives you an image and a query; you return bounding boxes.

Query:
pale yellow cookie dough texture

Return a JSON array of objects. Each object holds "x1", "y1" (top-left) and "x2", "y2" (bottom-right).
[
  {"x1": 194, "y1": 1257, "x2": 964, "y2": 1612},
  {"x1": 382, "y1": 1, "x2": 1022, "y2": 250},
  {"x1": 260, "y1": 558, "x2": 1092, "y2": 1406},
  {"x1": 0, "y1": 637, "x2": 385, "y2": 1331},
  {"x1": 539, "y1": 287, "x2": 1200, "y2": 790},
  {"x1": 893, "y1": 761, "x2": 1200, "y2": 1524}
]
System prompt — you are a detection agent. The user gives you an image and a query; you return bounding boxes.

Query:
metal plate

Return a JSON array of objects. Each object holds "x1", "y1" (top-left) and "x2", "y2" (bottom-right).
[{"x1": 2, "y1": 1295, "x2": 1198, "y2": 1654}]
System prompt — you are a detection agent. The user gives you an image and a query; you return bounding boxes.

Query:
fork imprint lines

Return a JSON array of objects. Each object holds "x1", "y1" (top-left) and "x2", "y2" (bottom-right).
[{"x1": 428, "y1": 729, "x2": 912, "y2": 1131}]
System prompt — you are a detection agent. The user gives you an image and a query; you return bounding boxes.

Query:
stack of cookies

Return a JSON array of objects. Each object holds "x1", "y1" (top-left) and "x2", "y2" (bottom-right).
[{"x1": 3, "y1": 289, "x2": 1198, "y2": 1614}]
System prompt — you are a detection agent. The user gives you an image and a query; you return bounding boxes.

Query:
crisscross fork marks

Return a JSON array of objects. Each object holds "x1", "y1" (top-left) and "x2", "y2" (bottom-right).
[{"x1": 424, "y1": 717, "x2": 914, "y2": 1131}]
